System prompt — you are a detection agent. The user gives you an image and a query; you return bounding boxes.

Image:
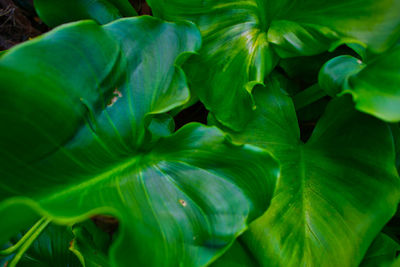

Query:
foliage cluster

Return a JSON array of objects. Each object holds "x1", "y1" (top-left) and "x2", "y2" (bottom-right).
[{"x1": 1, "y1": 0, "x2": 400, "y2": 266}]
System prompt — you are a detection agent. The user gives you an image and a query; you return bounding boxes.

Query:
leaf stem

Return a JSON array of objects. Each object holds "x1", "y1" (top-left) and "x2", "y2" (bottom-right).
[
  {"x1": 8, "y1": 218, "x2": 51, "y2": 267},
  {"x1": 0, "y1": 217, "x2": 47, "y2": 256},
  {"x1": 293, "y1": 84, "x2": 327, "y2": 110}
]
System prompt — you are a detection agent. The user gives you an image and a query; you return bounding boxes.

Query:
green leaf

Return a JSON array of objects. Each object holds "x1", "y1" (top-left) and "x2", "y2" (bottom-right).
[
  {"x1": 360, "y1": 233, "x2": 400, "y2": 267},
  {"x1": 1, "y1": 224, "x2": 82, "y2": 267},
  {"x1": 70, "y1": 221, "x2": 112, "y2": 267},
  {"x1": 209, "y1": 75, "x2": 400, "y2": 266},
  {"x1": 0, "y1": 124, "x2": 279, "y2": 267},
  {"x1": 0, "y1": 17, "x2": 279, "y2": 266},
  {"x1": 34, "y1": 0, "x2": 137, "y2": 27},
  {"x1": 280, "y1": 46, "x2": 360, "y2": 85},
  {"x1": 0, "y1": 16, "x2": 200, "y2": 178},
  {"x1": 211, "y1": 240, "x2": 258, "y2": 267},
  {"x1": 319, "y1": 46, "x2": 400, "y2": 122},
  {"x1": 390, "y1": 124, "x2": 400, "y2": 175},
  {"x1": 148, "y1": 0, "x2": 400, "y2": 130},
  {"x1": 318, "y1": 55, "x2": 365, "y2": 96},
  {"x1": 16, "y1": 224, "x2": 82, "y2": 267},
  {"x1": 147, "y1": 114, "x2": 176, "y2": 144},
  {"x1": 292, "y1": 84, "x2": 327, "y2": 111},
  {"x1": 392, "y1": 257, "x2": 400, "y2": 267}
]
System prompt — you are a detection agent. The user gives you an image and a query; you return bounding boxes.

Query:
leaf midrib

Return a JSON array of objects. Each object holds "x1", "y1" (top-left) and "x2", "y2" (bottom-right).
[{"x1": 38, "y1": 155, "x2": 142, "y2": 204}]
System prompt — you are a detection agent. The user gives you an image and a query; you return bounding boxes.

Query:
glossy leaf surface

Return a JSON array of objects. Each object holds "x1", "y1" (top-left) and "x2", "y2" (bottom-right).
[
  {"x1": 34, "y1": 0, "x2": 137, "y2": 27},
  {"x1": 319, "y1": 46, "x2": 400, "y2": 122},
  {"x1": 148, "y1": 0, "x2": 400, "y2": 130},
  {"x1": 0, "y1": 17, "x2": 279, "y2": 267},
  {"x1": 210, "y1": 75, "x2": 400, "y2": 266}
]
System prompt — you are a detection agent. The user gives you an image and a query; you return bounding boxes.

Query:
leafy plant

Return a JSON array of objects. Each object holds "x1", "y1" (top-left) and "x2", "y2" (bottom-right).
[
  {"x1": 148, "y1": 0, "x2": 400, "y2": 130},
  {"x1": 1, "y1": 0, "x2": 400, "y2": 266},
  {"x1": 209, "y1": 75, "x2": 400, "y2": 266}
]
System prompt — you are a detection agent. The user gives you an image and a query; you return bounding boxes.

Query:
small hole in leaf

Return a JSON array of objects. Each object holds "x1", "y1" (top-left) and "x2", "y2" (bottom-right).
[
  {"x1": 107, "y1": 88, "x2": 123, "y2": 107},
  {"x1": 179, "y1": 199, "x2": 187, "y2": 207}
]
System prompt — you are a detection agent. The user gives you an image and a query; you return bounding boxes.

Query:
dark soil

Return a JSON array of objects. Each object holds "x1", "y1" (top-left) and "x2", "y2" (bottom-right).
[{"x1": 0, "y1": 0, "x2": 47, "y2": 50}]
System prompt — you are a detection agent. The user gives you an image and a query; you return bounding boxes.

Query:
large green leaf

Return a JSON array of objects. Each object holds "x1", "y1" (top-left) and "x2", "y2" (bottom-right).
[
  {"x1": 214, "y1": 232, "x2": 400, "y2": 267},
  {"x1": 34, "y1": 0, "x2": 137, "y2": 27},
  {"x1": 0, "y1": 17, "x2": 279, "y2": 266},
  {"x1": 209, "y1": 75, "x2": 400, "y2": 266},
  {"x1": 148, "y1": 0, "x2": 400, "y2": 130},
  {"x1": 319, "y1": 45, "x2": 400, "y2": 122}
]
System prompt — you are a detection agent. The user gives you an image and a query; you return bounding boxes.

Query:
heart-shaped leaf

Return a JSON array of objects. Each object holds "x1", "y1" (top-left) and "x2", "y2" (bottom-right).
[
  {"x1": 209, "y1": 74, "x2": 400, "y2": 266},
  {"x1": 319, "y1": 45, "x2": 400, "y2": 122},
  {"x1": 34, "y1": 0, "x2": 137, "y2": 27},
  {"x1": 0, "y1": 17, "x2": 279, "y2": 266},
  {"x1": 148, "y1": 0, "x2": 400, "y2": 130}
]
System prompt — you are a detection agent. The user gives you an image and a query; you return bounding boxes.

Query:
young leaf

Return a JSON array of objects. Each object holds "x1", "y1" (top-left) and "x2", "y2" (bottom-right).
[
  {"x1": 280, "y1": 45, "x2": 360, "y2": 85},
  {"x1": 34, "y1": 0, "x2": 137, "y2": 27},
  {"x1": 0, "y1": 17, "x2": 279, "y2": 266},
  {"x1": 209, "y1": 75, "x2": 400, "y2": 266},
  {"x1": 148, "y1": 0, "x2": 400, "y2": 130},
  {"x1": 319, "y1": 46, "x2": 400, "y2": 122}
]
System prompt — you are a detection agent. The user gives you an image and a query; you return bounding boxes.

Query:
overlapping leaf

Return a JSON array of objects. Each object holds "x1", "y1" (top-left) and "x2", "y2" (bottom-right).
[
  {"x1": 211, "y1": 240, "x2": 257, "y2": 267},
  {"x1": 209, "y1": 75, "x2": 400, "y2": 266},
  {"x1": 319, "y1": 45, "x2": 400, "y2": 122},
  {"x1": 34, "y1": 0, "x2": 137, "y2": 27},
  {"x1": 360, "y1": 233, "x2": 400, "y2": 267},
  {"x1": 18, "y1": 225, "x2": 81, "y2": 267},
  {"x1": 70, "y1": 220, "x2": 112, "y2": 267},
  {"x1": 1, "y1": 224, "x2": 81, "y2": 267},
  {"x1": 0, "y1": 17, "x2": 280, "y2": 266},
  {"x1": 148, "y1": 0, "x2": 400, "y2": 130}
]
